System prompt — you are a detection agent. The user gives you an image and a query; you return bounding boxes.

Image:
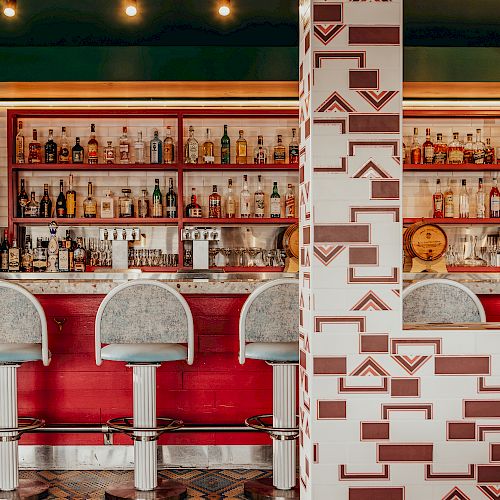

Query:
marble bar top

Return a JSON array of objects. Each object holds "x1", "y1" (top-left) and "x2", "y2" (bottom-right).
[
  {"x1": 403, "y1": 273, "x2": 500, "y2": 295},
  {"x1": 0, "y1": 271, "x2": 298, "y2": 295}
]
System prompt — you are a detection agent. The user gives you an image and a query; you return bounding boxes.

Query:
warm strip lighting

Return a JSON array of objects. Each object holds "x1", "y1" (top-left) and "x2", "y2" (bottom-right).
[
  {"x1": 125, "y1": 0, "x2": 137, "y2": 16},
  {"x1": 3, "y1": 0, "x2": 16, "y2": 17},
  {"x1": 403, "y1": 100, "x2": 500, "y2": 110},
  {"x1": 218, "y1": 0, "x2": 230, "y2": 16}
]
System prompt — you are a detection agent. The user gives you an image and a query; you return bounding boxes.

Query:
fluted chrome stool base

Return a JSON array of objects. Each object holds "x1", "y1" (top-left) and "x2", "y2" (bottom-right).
[
  {"x1": 0, "y1": 479, "x2": 49, "y2": 500},
  {"x1": 244, "y1": 478, "x2": 300, "y2": 500},
  {"x1": 104, "y1": 479, "x2": 187, "y2": 500}
]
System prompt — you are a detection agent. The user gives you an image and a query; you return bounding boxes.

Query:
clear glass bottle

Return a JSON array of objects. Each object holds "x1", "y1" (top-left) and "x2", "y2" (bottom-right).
[
  {"x1": 28, "y1": 129, "x2": 42, "y2": 164},
  {"x1": 25, "y1": 191, "x2": 39, "y2": 218},
  {"x1": 104, "y1": 140, "x2": 115, "y2": 164},
  {"x1": 444, "y1": 180, "x2": 454, "y2": 218},
  {"x1": 44, "y1": 129, "x2": 57, "y2": 164},
  {"x1": 254, "y1": 174, "x2": 265, "y2": 218},
  {"x1": 433, "y1": 133, "x2": 447, "y2": 164},
  {"x1": 254, "y1": 135, "x2": 268, "y2": 164},
  {"x1": 202, "y1": 128, "x2": 215, "y2": 164},
  {"x1": 150, "y1": 129, "x2": 162, "y2": 164},
  {"x1": 73, "y1": 237, "x2": 86, "y2": 272},
  {"x1": 485, "y1": 138, "x2": 495, "y2": 164},
  {"x1": 448, "y1": 132, "x2": 464, "y2": 164},
  {"x1": 8, "y1": 239, "x2": 20, "y2": 272},
  {"x1": 490, "y1": 178, "x2": 500, "y2": 218},
  {"x1": 87, "y1": 123, "x2": 99, "y2": 164},
  {"x1": 236, "y1": 130, "x2": 247, "y2": 164},
  {"x1": 185, "y1": 126, "x2": 199, "y2": 164},
  {"x1": 221, "y1": 124, "x2": 230, "y2": 164},
  {"x1": 163, "y1": 126, "x2": 175, "y2": 164},
  {"x1": 72, "y1": 137, "x2": 84, "y2": 163},
  {"x1": 270, "y1": 182, "x2": 281, "y2": 218},
  {"x1": 100, "y1": 190, "x2": 114, "y2": 218},
  {"x1": 39, "y1": 183, "x2": 52, "y2": 218},
  {"x1": 185, "y1": 188, "x2": 202, "y2": 218},
  {"x1": 15, "y1": 120, "x2": 24, "y2": 164},
  {"x1": 59, "y1": 126, "x2": 70, "y2": 163},
  {"x1": 463, "y1": 133, "x2": 474, "y2": 164},
  {"x1": 476, "y1": 177, "x2": 486, "y2": 218},
  {"x1": 285, "y1": 183, "x2": 295, "y2": 217},
  {"x1": 432, "y1": 179, "x2": 444, "y2": 218},
  {"x1": 423, "y1": 128, "x2": 434, "y2": 164},
  {"x1": 289, "y1": 128, "x2": 299, "y2": 164},
  {"x1": 33, "y1": 237, "x2": 47, "y2": 273},
  {"x1": 152, "y1": 179, "x2": 163, "y2": 217},
  {"x1": 119, "y1": 188, "x2": 134, "y2": 218},
  {"x1": 240, "y1": 175, "x2": 251, "y2": 218},
  {"x1": 138, "y1": 189, "x2": 150, "y2": 218},
  {"x1": 119, "y1": 126, "x2": 130, "y2": 164},
  {"x1": 459, "y1": 179, "x2": 470, "y2": 218},
  {"x1": 17, "y1": 178, "x2": 28, "y2": 217},
  {"x1": 66, "y1": 174, "x2": 76, "y2": 218},
  {"x1": 209, "y1": 185, "x2": 222, "y2": 218},
  {"x1": 226, "y1": 178, "x2": 236, "y2": 218},
  {"x1": 410, "y1": 127, "x2": 421, "y2": 164},
  {"x1": 273, "y1": 135, "x2": 286, "y2": 164},
  {"x1": 473, "y1": 128, "x2": 486, "y2": 164},
  {"x1": 21, "y1": 238, "x2": 33, "y2": 273},
  {"x1": 165, "y1": 178, "x2": 177, "y2": 218},
  {"x1": 83, "y1": 181, "x2": 97, "y2": 218},
  {"x1": 134, "y1": 131, "x2": 145, "y2": 164}
]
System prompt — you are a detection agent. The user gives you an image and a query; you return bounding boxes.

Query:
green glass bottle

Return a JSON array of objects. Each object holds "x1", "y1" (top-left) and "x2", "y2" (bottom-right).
[
  {"x1": 152, "y1": 178, "x2": 163, "y2": 217},
  {"x1": 221, "y1": 124, "x2": 230, "y2": 164}
]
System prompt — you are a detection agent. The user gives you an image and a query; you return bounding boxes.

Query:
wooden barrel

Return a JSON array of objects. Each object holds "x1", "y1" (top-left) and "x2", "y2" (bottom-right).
[
  {"x1": 283, "y1": 223, "x2": 299, "y2": 259},
  {"x1": 403, "y1": 221, "x2": 447, "y2": 262}
]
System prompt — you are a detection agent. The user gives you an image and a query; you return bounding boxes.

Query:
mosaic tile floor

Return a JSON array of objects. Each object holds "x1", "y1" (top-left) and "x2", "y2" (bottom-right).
[{"x1": 20, "y1": 469, "x2": 272, "y2": 499}]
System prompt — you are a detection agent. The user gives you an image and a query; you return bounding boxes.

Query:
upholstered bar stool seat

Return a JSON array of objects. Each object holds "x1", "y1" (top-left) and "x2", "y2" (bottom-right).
[
  {"x1": 95, "y1": 280, "x2": 194, "y2": 500},
  {"x1": 239, "y1": 279, "x2": 300, "y2": 500},
  {"x1": 0, "y1": 281, "x2": 50, "y2": 500}
]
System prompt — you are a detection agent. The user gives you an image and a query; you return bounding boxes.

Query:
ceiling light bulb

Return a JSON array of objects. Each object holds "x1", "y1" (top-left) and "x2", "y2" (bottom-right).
[
  {"x1": 218, "y1": 0, "x2": 230, "y2": 16},
  {"x1": 125, "y1": 1, "x2": 137, "y2": 16},
  {"x1": 3, "y1": 0, "x2": 16, "y2": 17}
]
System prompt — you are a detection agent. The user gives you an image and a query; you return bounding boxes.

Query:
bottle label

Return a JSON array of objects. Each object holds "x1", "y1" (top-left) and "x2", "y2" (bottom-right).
[
  {"x1": 424, "y1": 146, "x2": 434, "y2": 163},
  {"x1": 226, "y1": 200, "x2": 236, "y2": 217},
  {"x1": 1, "y1": 252, "x2": 8, "y2": 270},
  {"x1": 46, "y1": 151, "x2": 56, "y2": 163},
  {"x1": 119, "y1": 144, "x2": 129, "y2": 162},
  {"x1": 188, "y1": 207, "x2": 202, "y2": 218},
  {"x1": 473, "y1": 150, "x2": 485, "y2": 164},
  {"x1": 434, "y1": 197, "x2": 443, "y2": 212},
  {"x1": 237, "y1": 143, "x2": 247, "y2": 159},
  {"x1": 274, "y1": 149, "x2": 286, "y2": 162},
  {"x1": 7, "y1": 249, "x2": 19, "y2": 271},
  {"x1": 434, "y1": 150, "x2": 447, "y2": 164},
  {"x1": 166, "y1": 206, "x2": 177, "y2": 218},
  {"x1": 221, "y1": 147, "x2": 230, "y2": 163},
  {"x1": 152, "y1": 202, "x2": 163, "y2": 217},
  {"x1": 85, "y1": 204, "x2": 97, "y2": 216},
  {"x1": 164, "y1": 144, "x2": 174, "y2": 163},
  {"x1": 254, "y1": 194, "x2": 265, "y2": 216},
  {"x1": 203, "y1": 154, "x2": 215, "y2": 163},
  {"x1": 67, "y1": 194, "x2": 76, "y2": 216},
  {"x1": 270, "y1": 198, "x2": 281, "y2": 216},
  {"x1": 485, "y1": 149, "x2": 494, "y2": 164},
  {"x1": 58, "y1": 250, "x2": 69, "y2": 272},
  {"x1": 240, "y1": 195, "x2": 251, "y2": 216},
  {"x1": 289, "y1": 146, "x2": 299, "y2": 163},
  {"x1": 105, "y1": 149, "x2": 115, "y2": 163},
  {"x1": 492, "y1": 196, "x2": 500, "y2": 212},
  {"x1": 254, "y1": 150, "x2": 266, "y2": 164},
  {"x1": 448, "y1": 149, "x2": 464, "y2": 164},
  {"x1": 22, "y1": 252, "x2": 33, "y2": 272},
  {"x1": 88, "y1": 145, "x2": 98, "y2": 163},
  {"x1": 73, "y1": 150, "x2": 83, "y2": 163},
  {"x1": 16, "y1": 137, "x2": 24, "y2": 163},
  {"x1": 59, "y1": 148, "x2": 69, "y2": 162},
  {"x1": 285, "y1": 195, "x2": 295, "y2": 217},
  {"x1": 151, "y1": 142, "x2": 160, "y2": 163},
  {"x1": 444, "y1": 195, "x2": 454, "y2": 217},
  {"x1": 101, "y1": 200, "x2": 113, "y2": 218}
]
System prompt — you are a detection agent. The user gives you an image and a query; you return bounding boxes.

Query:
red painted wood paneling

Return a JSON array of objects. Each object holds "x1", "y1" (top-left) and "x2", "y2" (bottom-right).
[{"x1": 478, "y1": 295, "x2": 500, "y2": 322}]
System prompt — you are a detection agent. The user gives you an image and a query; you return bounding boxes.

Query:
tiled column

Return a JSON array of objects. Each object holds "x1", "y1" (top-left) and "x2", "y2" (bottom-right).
[{"x1": 298, "y1": 1, "x2": 402, "y2": 498}]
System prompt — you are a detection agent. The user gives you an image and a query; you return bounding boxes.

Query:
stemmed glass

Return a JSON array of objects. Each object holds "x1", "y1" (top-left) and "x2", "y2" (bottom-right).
[
  {"x1": 221, "y1": 248, "x2": 232, "y2": 267},
  {"x1": 246, "y1": 247, "x2": 262, "y2": 267},
  {"x1": 209, "y1": 247, "x2": 220, "y2": 267}
]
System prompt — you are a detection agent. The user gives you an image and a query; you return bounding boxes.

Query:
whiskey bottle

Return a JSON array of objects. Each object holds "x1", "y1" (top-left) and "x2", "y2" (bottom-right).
[
  {"x1": 473, "y1": 129, "x2": 486, "y2": 164},
  {"x1": 209, "y1": 185, "x2": 222, "y2": 218},
  {"x1": 72, "y1": 137, "x2": 84, "y2": 163},
  {"x1": 185, "y1": 188, "x2": 202, "y2": 218},
  {"x1": 39, "y1": 184, "x2": 53, "y2": 218},
  {"x1": 491, "y1": 178, "x2": 500, "y2": 218},
  {"x1": 8, "y1": 240, "x2": 20, "y2": 272},
  {"x1": 87, "y1": 124, "x2": 99, "y2": 164},
  {"x1": 463, "y1": 134, "x2": 474, "y2": 164},
  {"x1": 273, "y1": 135, "x2": 286, "y2": 164},
  {"x1": 0, "y1": 230, "x2": 9, "y2": 272},
  {"x1": 101, "y1": 190, "x2": 114, "y2": 218},
  {"x1": 138, "y1": 189, "x2": 150, "y2": 218},
  {"x1": 119, "y1": 189, "x2": 134, "y2": 218},
  {"x1": 289, "y1": 128, "x2": 299, "y2": 164},
  {"x1": 44, "y1": 129, "x2": 57, "y2": 164},
  {"x1": 163, "y1": 126, "x2": 175, "y2": 164},
  {"x1": 236, "y1": 130, "x2": 247, "y2": 164},
  {"x1": 433, "y1": 133, "x2": 448, "y2": 164},
  {"x1": 221, "y1": 124, "x2": 230, "y2": 164},
  {"x1": 432, "y1": 179, "x2": 444, "y2": 218},
  {"x1": 285, "y1": 183, "x2": 295, "y2": 217},
  {"x1": 73, "y1": 237, "x2": 86, "y2": 272},
  {"x1": 448, "y1": 132, "x2": 464, "y2": 164},
  {"x1": 56, "y1": 179, "x2": 66, "y2": 217},
  {"x1": 25, "y1": 191, "x2": 39, "y2": 218},
  {"x1": 17, "y1": 178, "x2": 28, "y2": 217},
  {"x1": 150, "y1": 129, "x2": 162, "y2": 164},
  {"x1": 476, "y1": 178, "x2": 486, "y2": 218},
  {"x1": 185, "y1": 126, "x2": 199, "y2": 164},
  {"x1": 458, "y1": 179, "x2": 470, "y2": 218},
  {"x1": 58, "y1": 239, "x2": 69, "y2": 272},
  {"x1": 59, "y1": 127, "x2": 70, "y2": 163},
  {"x1": 104, "y1": 141, "x2": 115, "y2": 164},
  {"x1": 240, "y1": 175, "x2": 251, "y2": 218},
  {"x1": 66, "y1": 231, "x2": 75, "y2": 271},
  {"x1": 410, "y1": 128, "x2": 421, "y2": 164},
  {"x1": 166, "y1": 178, "x2": 177, "y2": 218},
  {"x1": 152, "y1": 178, "x2": 163, "y2": 217},
  {"x1": 270, "y1": 182, "x2": 281, "y2": 218},
  {"x1": 83, "y1": 181, "x2": 97, "y2": 218},
  {"x1": 485, "y1": 138, "x2": 495, "y2": 164},
  {"x1": 21, "y1": 238, "x2": 33, "y2": 273},
  {"x1": 444, "y1": 181, "x2": 454, "y2": 218},
  {"x1": 423, "y1": 128, "x2": 434, "y2": 164},
  {"x1": 134, "y1": 131, "x2": 145, "y2": 164},
  {"x1": 33, "y1": 237, "x2": 47, "y2": 273},
  {"x1": 66, "y1": 174, "x2": 77, "y2": 218},
  {"x1": 28, "y1": 129, "x2": 42, "y2": 164},
  {"x1": 16, "y1": 120, "x2": 25, "y2": 163},
  {"x1": 254, "y1": 175, "x2": 265, "y2": 218},
  {"x1": 226, "y1": 179, "x2": 236, "y2": 218},
  {"x1": 202, "y1": 128, "x2": 215, "y2": 164},
  {"x1": 119, "y1": 127, "x2": 130, "y2": 164},
  {"x1": 254, "y1": 135, "x2": 268, "y2": 164}
]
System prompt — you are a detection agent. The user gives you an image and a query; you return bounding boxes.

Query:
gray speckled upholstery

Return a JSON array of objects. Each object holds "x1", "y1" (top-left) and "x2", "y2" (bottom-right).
[
  {"x1": 100, "y1": 284, "x2": 189, "y2": 344},
  {"x1": 244, "y1": 282, "x2": 299, "y2": 342},
  {"x1": 0, "y1": 288, "x2": 42, "y2": 343},
  {"x1": 403, "y1": 282, "x2": 483, "y2": 323}
]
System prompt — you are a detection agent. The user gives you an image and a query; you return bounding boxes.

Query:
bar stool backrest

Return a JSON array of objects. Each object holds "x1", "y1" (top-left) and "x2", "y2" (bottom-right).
[
  {"x1": 403, "y1": 278, "x2": 486, "y2": 324},
  {"x1": 95, "y1": 280, "x2": 194, "y2": 364},
  {"x1": 239, "y1": 278, "x2": 299, "y2": 363},
  {"x1": 0, "y1": 280, "x2": 49, "y2": 366}
]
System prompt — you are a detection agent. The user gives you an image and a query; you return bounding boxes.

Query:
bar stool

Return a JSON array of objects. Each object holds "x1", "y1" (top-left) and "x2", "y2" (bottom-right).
[
  {"x1": 0, "y1": 281, "x2": 50, "y2": 499},
  {"x1": 95, "y1": 280, "x2": 194, "y2": 500},
  {"x1": 239, "y1": 278, "x2": 300, "y2": 499}
]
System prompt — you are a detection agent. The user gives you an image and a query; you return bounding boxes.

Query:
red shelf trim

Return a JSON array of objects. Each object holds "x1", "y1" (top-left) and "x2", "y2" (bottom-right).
[
  {"x1": 447, "y1": 266, "x2": 500, "y2": 273},
  {"x1": 182, "y1": 217, "x2": 297, "y2": 225},
  {"x1": 403, "y1": 163, "x2": 500, "y2": 172},
  {"x1": 404, "y1": 217, "x2": 500, "y2": 225},
  {"x1": 182, "y1": 164, "x2": 299, "y2": 171},
  {"x1": 12, "y1": 217, "x2": 179, "y2": 225}
]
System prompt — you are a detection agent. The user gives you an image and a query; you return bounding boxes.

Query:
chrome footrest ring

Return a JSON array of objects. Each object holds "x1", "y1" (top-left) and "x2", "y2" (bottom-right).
[
  {"x1": 106, "y1": 416, "x2": 183, "y2": 442},
  {"x1": 245, "y1": 414, "x2": 299, "y2": 441},
  {"x1": 0, "y1": 417, "x2": 45, "y2": 442}
]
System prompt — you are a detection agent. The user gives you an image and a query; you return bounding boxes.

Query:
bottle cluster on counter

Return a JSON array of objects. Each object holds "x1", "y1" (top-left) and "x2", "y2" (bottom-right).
[{"x1": 15, "y1": 121, "x2": 299, "y2": 165}]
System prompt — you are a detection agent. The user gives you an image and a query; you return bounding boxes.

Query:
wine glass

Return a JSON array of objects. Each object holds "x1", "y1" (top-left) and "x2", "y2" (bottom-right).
[
  {"x1": 246, "y1": 247, "x2": 261, "y2": 267},
  {"x1": 221, "y1": 248, "x2": 232, "y2": 267},
  {"x1": 209, "y1": 247, "x2": 220, "y2": 267}
]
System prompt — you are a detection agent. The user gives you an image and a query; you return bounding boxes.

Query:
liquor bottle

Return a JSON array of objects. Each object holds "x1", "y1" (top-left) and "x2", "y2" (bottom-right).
[
  {"x1": 119, "y1": 126, "x2": 130, "y2": 164},
  {"x1": 240, "y1": 175, "x2": 251, "y2": 218},
  {"x1": 165, "y1": 178, "x2": 177, "y2": 218},
  {"x1": 0, "y1": 230, "x2": 9, "y2": 272},
  {"x1": 185, "y1": 126, "x2": 199, "y2": 164},
  {"x1": 101, "y1": 190, "x2": 114, "y2": 218},
  {"x1": 423, "y1": 128, "x2": 434, "y2": 164},
  {"x1": 236, "y1": 130, "x2": 247, "y2": 164},
  {"x1": 104, "y1": 141, "x2": 115, "y2": 164},
  {"x1": 285, "y1": 183, "x2": 295, "y2": 217},
  {"x1": 138, "y1": 189, "x2": 150, "y2": 218},
  {"x1": 432, "y1": 179, "x2": 444, "y2": 218},
  {"x1": 485, "y1": 138, "x2": 495, "y2": 164},
  {"x1": 221, "y1": 124, "x2": 230, "y2": 164},
  {"x1": 254, "y1": 174, "x2": 265, "y2": 218},
  {"x1": 490, "y1": 178, "x2": 500, "y2": 218},
  {"x1": 72, "y1": 137, "x2": 84, "y2": 163},
  {"x1": 73, "y1": 237, "x2": 86, "y2": 272},
  {"x1": 433, "y1": 133, "x2": 448, "y2": 164},
  {"x1": 28, "y1": 129, "x2": 42, "y2": 164},
  {"x1": 152, "y1": 178, "x2": 163, "y2": 217},
  {"x1": 476, "y1": 178, "x2": 486, "y2": 218},
  {"x1": 185, "y1": 188, "x2": 202, "y2": 218},
  {"x1": 463, "y1": 133, "x2": 474, "y2": 164},
  {"x1": 59, "y1": 127, "x2": 70, "y2": 163},
  {"x1": 444, "y1": 180, "x2": 454, "y2": 218},
  {"x1": 46, "y1": 222, "x2": 59, "y2": 273},
  {"x1": 44, "y1": 129, "x2": 57, "y2": 164},
  {"x1": 150, "y1": 129, "x2": 162, "y2": 164},
  {"x1": 55, "y1": 179, "x2": 66, "y2": 218},
  {"x1": 448, "y1": 132, "x2": 464, "y2": 164},
  {"x1": 66, "y1": 174, "x2": 76, "y2": 218},
  {"x1": 58, "y1": 239, "x2": 69, "y2": 272},
  {"x1": 87, "y1": 124, "x2": 99, "y2": 164},
  {"x1": 25, "y1": 191, "x2": 39, "y2": 218},
  {"x1": 289, "y1": 128, "x2": 299, "y2": 164},
  {"x1": 458, "y1": 179, "x2": 470, "y2": 218},
  {"x1": 39, "y1": 184, "x2": 53, "y2": 218},
  {"x1": 21, "y1": 238, "x2": 33, "y2": 273},
  {"x1": 226, "y1": 178, "x2": 236, "y2": 218},
  {"x1": 254, "y1": 135, "x2": 268, "y2": 164},
  {"x1": 16, "y1": 120, "x2": 25, "y2": 163},
  {"x1": 33, "y1": 238, "x2": 47, "y2": 273},
  {"x1": 202, "y1": 128, "x2": 215, "y2": 164},
  {"x1": 134, "y1": 131, "x2": 145, "y2": 164},
  {"x1": 119, "y1": 189, "x2": 134, "y2": 217},
  {"x1": 473, "y1": 128, "x2": 486, "y2": 164},
  {"x1": 209, "y1": 185, "x2": 222, "y2": 218},
  {"x1": 163, "y1": 126, "x2": 175, "y2": 164},
  {"x1": 8, "y1": 239, "x2": 20, "y2": 272},
  {"x1": 273, "y1": 135, "x2": 286, "y2": 164},
  {"x1": 17, "y1": 178, "x2": 28, "y2": 217},
  {"x1": 83, "y1": 181, "x2": 97, "y2": 218},
  {"x1": 410, "y1": 128, "x2": 421, "y2": 164},
  {"x1": 270, "y1": 182, "x2": 281, "y2": 218},
  {"x1": 66, "y1": 231, "x2": 75, "y2": 271},
  {"x1": 403, "y1": 141, "x2": 408, "y2": 164}
]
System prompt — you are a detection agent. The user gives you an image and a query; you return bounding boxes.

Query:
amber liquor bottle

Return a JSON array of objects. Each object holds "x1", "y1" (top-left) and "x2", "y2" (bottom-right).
[
  {"x1": 448, "y1": 133, "x2": 464, "y2": 164},
  {"x1": 463, "y1": 134, "x2": 474, "y2": 164},
  {"x1": 432, "y1": 179, "x2": 444, "y2": 218},
  {"x1": 87, "y1": 124, "x2": 99, "y2": 164},
  {"x1": 410, "y1": 128, "x2": 421, "y2": 164},
  {"x1": 433, "y1": 133, "x2": 447, "y2": 164},
  {"x1": 28, "y1": 129, "x2": 42, "y2": 164},
  {"x1": 208, "y1": 185, "x2": 222, "y2": 218},
  {"x1": 485, "y1": 138, "x2": 495, "y2": 164},
  {"x1": 185, "y1": 188, "x2": 203, "y2": 218},
  {"x1": 423, "y1": 128, "x2": 434, "y2": 164}
]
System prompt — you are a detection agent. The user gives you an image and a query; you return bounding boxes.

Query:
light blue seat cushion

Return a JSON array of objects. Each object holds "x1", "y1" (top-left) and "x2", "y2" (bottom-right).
[
  {"x1": 245, "y1": 342, "x2": 299, "y2": 362},
  {"x1": 0, "y1": 343, "x2": 43, "y2": 363},
  {"x1": 101, "y1": 343, "x2": 188, "y2": 363}
]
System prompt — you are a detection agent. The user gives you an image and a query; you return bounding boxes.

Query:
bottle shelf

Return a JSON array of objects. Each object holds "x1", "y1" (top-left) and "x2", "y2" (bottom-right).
[
  {"x1": 403, "y1": 163, "x2": 500, "y2": 172},
  {"x1": 447, "y1": 266, "x2": 500, "y2": 273},
  {"x1": 10, "y1": 163, "x2": 179, "y2": 171},
  {"x1": 12, "y1": 217, "x2": 180, "y2": 226},
  {"x1": 182, "y1": 217, "x2": 297, "y2": 225},
  {"x1": 404, "y1": 217, "x2": 500, "y2": 225},
  {"x1": 182, "y1": 164, "x2": 299, "y2": 171}
]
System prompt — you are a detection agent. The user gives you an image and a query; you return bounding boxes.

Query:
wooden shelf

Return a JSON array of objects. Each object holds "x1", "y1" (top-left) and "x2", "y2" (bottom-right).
[
  {"x1": 404, "y1": 217, "x2": 500, "y2": 225},
  {"x1": 10, "y1": 163, "x2": 178, "y2": 171},
  {"x1": 182, "y1": 217, "x2": 297, "y2": 225},
  {"x1": 447, "y1": 266, "x2": 500, "y2": 273},
  {"x1": 182, "y1": 163, "x2": 299, "y2": 171},
  {"x1": 403, "y1": 163, "x2": 500, "y2": 172},
  {"x1": 12, "y1": 217, "x2": 179, "y2": 225}
]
